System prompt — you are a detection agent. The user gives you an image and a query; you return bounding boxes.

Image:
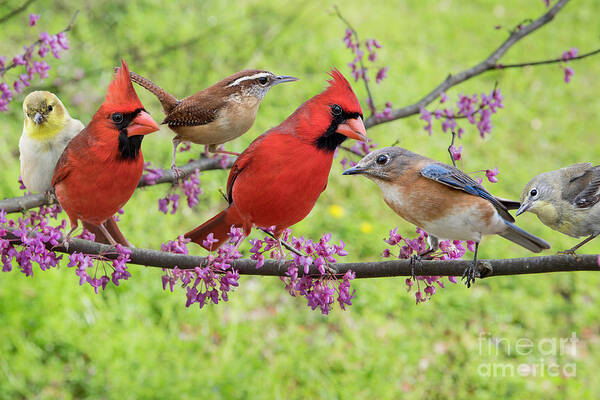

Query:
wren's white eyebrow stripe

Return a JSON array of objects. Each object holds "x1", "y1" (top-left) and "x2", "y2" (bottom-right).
[{"x1": 226, "y1": 72, "x2": 271, "y2": 87}]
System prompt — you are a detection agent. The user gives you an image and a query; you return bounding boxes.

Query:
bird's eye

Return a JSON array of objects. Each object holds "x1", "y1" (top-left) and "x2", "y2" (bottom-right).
[
  {"x1": 112, "y1": 113, "x2": 124, "y2": 123},
  {"x1": 376, "y1": 154, "x2": 389, "y2": 165},
  {"x1": 258, "y1": 77, "x2": 269, "y2": 85},
  {"x1": 331, "y1": 104, "x2": 342, "y2": 116},
  {"x1": 47, "y1": 105, "x2": 53, "y2": 111},
  {"x1": 530, "y1": 188, "x2": 538, "y2": 197}
]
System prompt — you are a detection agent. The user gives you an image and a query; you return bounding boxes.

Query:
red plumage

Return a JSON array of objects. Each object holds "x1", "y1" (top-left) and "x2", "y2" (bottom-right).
[
  {"x1": 185, "y1": 69, "x2": 367, "y2": 249},
  {"x1": 52, "y1": 59, "x2": 159, "y2": 245}
]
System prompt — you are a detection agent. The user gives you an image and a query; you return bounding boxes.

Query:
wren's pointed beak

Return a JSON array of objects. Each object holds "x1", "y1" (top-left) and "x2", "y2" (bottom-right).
[
  {"x1": 127, "y1": 110, "x2": 159, "y2": 136},
  {"x1": 342, "y1": 165, "x2": 367, "y2": 175},
  {"x1": 515, "y1": 201, "x2": 531, "y2": 217},
  {"x1": 336, "y1": 116, "x2": 368, "y2": 142},
  {"x1": 33, "y1": 112, "x2": 44, "y2": 124},
  {"x1": 271, "y1": 75, "x2": 299, "y2": 86}
]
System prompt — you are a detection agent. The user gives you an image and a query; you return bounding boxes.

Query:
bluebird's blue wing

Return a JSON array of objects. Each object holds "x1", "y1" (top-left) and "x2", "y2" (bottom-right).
[{"x1": 420, "y1": 163, "x2": 514, "y2": 222}]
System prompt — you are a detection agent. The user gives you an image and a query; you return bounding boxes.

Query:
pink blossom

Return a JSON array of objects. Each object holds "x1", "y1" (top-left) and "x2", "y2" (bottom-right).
[
  {"x1": 29, "y1": 14, "x2": 40, "y2": 26},
  {"x1": 420, "y1": 108, "x2": 433, "y2": 135},
  {"x1": 485, "y1": 167, "x2": 499, "y2": 183},
  {"x1": 449, "y1": 145, "x2": 463, "y2": 161},
  {"x1": 440, "y1": 92, "x2": 448, "y2": 103},
  {"x1": 375, "y1": 66, "x2": 389, "y2": 84},
  {"x1": 562, "y1": 47, "x2": 578, "y2": 61},
  {"x1": 563, "y1": 66, "x2": 574, "y2": 83}
]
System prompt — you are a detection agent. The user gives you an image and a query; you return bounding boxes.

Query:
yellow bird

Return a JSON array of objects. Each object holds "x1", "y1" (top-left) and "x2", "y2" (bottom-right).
[{"x1": 19, "y1": 91, "x2": 84, "y2": 193}]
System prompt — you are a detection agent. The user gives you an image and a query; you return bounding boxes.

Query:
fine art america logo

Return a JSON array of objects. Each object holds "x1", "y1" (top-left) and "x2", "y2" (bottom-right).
[{"x1": 478, "y1": 332, "x2": 578, "y2": 378}]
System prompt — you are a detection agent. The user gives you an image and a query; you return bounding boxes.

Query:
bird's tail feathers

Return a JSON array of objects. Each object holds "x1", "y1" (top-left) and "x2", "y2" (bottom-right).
[
  {"x1": 495, "y1": 197, "x2": 521, "y2": 211},
  {"x1": 184, "y1": 207, "x2": 243, "y2": 250},
  {"x1": 500, "y1": 221, "x2": 550, "y2": 253},
  {"x1": 128, "y1": 71, "x2": 179, "y2": 114},
  {"x1": 82, "y1": 217, "x2": 131, "y2": 247}
]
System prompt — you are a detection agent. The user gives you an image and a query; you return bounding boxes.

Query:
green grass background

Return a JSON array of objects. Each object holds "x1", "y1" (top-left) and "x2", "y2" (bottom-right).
[{"x1": 1, "y1": 0, "x2": 600, "y2": 398}]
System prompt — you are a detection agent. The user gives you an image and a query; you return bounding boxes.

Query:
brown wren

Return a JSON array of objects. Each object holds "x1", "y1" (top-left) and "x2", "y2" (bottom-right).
[{"x1": 128, "y1": 69, "x2": 298, "y2": 171}]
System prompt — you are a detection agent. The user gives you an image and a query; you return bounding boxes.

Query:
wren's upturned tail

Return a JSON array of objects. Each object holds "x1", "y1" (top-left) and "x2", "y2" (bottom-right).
[{"x1": 129, "y1": 71, "x2": 179, "y2": 114}]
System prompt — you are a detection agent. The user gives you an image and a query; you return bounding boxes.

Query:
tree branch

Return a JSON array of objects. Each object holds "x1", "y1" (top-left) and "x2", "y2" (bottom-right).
[
  {"x1": 364, "y1": 0, "x2": 579, "y2": 129},
  {"x1": 0, "y1": 155, "x2": 234, "y2": 214},
  {"x1": 3, "y1": 230, "x2": 598, "y2": 279},
  {"x1": 140, "y1": 155, "x2": 234, "y2": 187}
]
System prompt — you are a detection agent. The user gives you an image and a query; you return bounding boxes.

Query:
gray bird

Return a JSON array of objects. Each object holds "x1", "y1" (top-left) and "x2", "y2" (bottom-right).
[{"x1": 517, "y1": 163, "x2": 600, "y2": 254}]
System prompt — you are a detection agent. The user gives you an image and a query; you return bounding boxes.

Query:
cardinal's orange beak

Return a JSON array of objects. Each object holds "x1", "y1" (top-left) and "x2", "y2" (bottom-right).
[
  {"x1": 127, "y1": 110, "x2": 159, "y2": 136},
  {"x1": 336, "y1": 116, "x2": 367, "y2": 141}
]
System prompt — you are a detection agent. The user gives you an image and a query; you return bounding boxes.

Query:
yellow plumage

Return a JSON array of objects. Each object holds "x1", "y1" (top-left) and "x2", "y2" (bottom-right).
[{"x1": 19, "y1": 91, "x2": 84, "y2": 193}]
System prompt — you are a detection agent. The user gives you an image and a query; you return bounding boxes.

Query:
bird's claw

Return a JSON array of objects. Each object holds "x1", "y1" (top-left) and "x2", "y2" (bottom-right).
[
  {"x1": 325, "y1": 263, "x2": 337, "y2": 276},
  {"x1": 274, "y1": 253, "x2": 288, "y2": 267},
  {"x1": 59, "y1": 239, "x2": 70, "y2": 251},
  {"x1": 171, "y1": 167, "x2": 185, "y2": 183},
  {"x1": 558, "y1": 248, "x2": 579, "y2": 259},
  {"x1": 461, "y1": 265, "x2": 476, "y2": 288},
  {"x1": 17, "y1": 200, "x2": 28, "y2": 214},
  {"x1": 462, "y1": 260, "x2": 493, "y2": 288},
  {"x1": 409, "y1": 254, "x2": 423, "y2": 281},
  {"x1": 44, "y1": 189, "x2": 57, "y2": 205}
]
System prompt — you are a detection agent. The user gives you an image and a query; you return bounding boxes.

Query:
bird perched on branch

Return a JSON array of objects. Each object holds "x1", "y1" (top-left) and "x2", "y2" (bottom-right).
[
  {"x1": 184, "y1": 69, "x2": 367, "y2": 252},
  {"x1": 19, "y1": 91, "x2": 126, "y2": 245},
  {"x1": 20, "y1": 91, "x2": 84, "y2": 194},
  {"x1": 517, "y1": 163, "x2": 600, "y2": 254},
  {"x1": 52, "y1": 59, "x2": 159, "y2": 247},
  {"x1": 128, "y1": 69, "x2": 298, "y2": 172},
  {"x1": 343, "y1": 147, "x2": 550, "y2": 287}
]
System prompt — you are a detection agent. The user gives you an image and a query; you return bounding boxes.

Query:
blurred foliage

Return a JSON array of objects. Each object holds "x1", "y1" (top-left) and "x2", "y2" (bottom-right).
[{"x1": 1, "y1": 0, "x2": 600, "y2": 398}]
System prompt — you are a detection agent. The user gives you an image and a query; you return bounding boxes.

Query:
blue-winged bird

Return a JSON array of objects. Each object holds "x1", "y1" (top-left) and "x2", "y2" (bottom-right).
[
  {"x1": 517, "y1": 163, "x2": 600, "y2": 255},
  {"x1": 343, "y1": 147, "x2": 550, "y2": 286}
]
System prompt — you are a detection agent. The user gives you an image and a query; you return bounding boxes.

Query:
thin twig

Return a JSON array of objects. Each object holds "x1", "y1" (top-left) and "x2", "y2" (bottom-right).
[
  {"x1": 0, "y1": 0, "x2": 36, "y2": 25},
  {"x1": 333, "y1": 5, "x2": 376, "y2": 117},
  {"x1": 0, "y1": 155, "x2": 235, "y2": 214},
  {"x1": 363, "y1": 0, "x2": 583, "y2": 129},
  {"x1": 258, "y1": 228, "x2": 305, "y2": 258},
  {"x1": 497, "y1": 48, "x2": 600, "y2": 69},
  {"x1": 0, "y1": 10, "x2": 78, "y2": 74}
]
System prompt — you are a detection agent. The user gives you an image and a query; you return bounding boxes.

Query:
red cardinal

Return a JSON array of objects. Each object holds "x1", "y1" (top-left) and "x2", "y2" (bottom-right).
[
  {"x1": 52, "y1": 59, "x2": 159, "y2": 246},
  {"x1": 185, "y1": 69, "x2": 367, "y2": 250}
]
